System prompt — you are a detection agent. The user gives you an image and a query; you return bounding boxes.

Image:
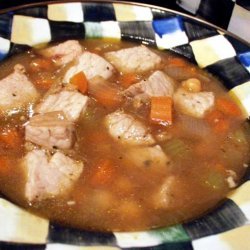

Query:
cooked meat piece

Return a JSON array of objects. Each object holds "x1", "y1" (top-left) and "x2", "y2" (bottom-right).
[
  {"x1": 105, "y1": 110, "x2": 155, "y2": 145},
  {"x1": 126, "y1": 145, "x2": 170, "y2": 168},
  {"x1": 38, "y1": 40, "x2": 82, "y2": 66},
  {"x1": 105, "y1": 45, "x2": 161, "y2": 73},
  {"x1": 25, "y1": 111, "x2": 75, "y2": 149},
  {"x1": 124, "y1": 71, "x2": 175, "y2": 100},
  {"x1": 174, "y1": 88, "x2": 214, "y2": 118},
  {"x1": 226, "y1": 170, "x2": 237, "y2": 188},
  {"x1": 35, "y1": 90, "x2": 88, "y2": 122},
  {"x1": 0, "y1": 64, "x2": 38, "y2": 112},
  {"x1": 63, "y1": 51, "x2": 114, "y2": 83},
  {"x1": 152, "y1": 176, "x2": 188, "y2": 209},
  {"x1": 24, "y1": 149, "x2": 83, "y2": 201}
]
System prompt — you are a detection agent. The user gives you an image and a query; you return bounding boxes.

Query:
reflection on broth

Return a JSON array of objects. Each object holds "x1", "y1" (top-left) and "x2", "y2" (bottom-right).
[{"x1": 0, "y1": 39, "x2": 249, "y2": 232}]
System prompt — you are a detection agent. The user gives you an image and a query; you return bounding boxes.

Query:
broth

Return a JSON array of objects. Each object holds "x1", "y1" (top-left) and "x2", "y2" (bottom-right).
[{"x1": 0, "y1": 39, "x2": 249, "y2": 232}]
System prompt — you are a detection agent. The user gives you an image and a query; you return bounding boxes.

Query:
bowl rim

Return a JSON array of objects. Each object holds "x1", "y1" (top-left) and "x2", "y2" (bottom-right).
[{"x1": 0, "y1": 0, "x2": 249, "y2": 48}]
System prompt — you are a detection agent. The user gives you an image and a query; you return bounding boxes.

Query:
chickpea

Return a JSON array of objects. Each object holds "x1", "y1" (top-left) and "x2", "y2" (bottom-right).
[{"x1": 182, "y1": 78, "x2": 201, "y2": 93}]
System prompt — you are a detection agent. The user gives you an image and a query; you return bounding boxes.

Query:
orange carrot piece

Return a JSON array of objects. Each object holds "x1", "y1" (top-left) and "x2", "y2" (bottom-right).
[
  {"x1": 69, "y1": 71, "x2": 88, "y2": 94},
  {"x1": 150, "y1": 96, "x2": 173, "y2": 126},
  {"x1": 90, "y1": 159, "x2": 115, "y2": 187},
  {"x1": 0, "y1": 128, "x2": 23, "y2": 149},
  {"x1": 213, "y1": 119, "x2": 230, "y2": 134},
  {"x1": 119, "y1": 73, "x2": 139, "y2": 88},
  {"x1": 0, "y1": 156, "x2": 10, "y2": 175},
  {"x1": 216, "y1": 97, "x2": 242, "y2": 117},
  {"x1": 34, "y1": 76, "x2": 54, "y2": 91},
  {"x1": 213, "y1": 163, "x2": 226, "y2": 174},
  {"x1": 205, "y1": 110, "x2": 230, "y2": 134},
  {"x1": 91, "y1": 85, "x2": 121, "y2": 108},
  {"x1": 29, "y1": 58, "x2": 54, "y2": 72},
  {"x1": 205, "y1": 110, "x2": 224, "y2": 124},
  {"x1": 168, "y1": 57, "x2": 187, "y2": 67}
]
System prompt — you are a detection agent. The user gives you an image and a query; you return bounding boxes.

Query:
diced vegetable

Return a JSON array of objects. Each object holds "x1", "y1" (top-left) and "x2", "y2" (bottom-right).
[
  {"x1": 119, "y1": 73, "x2": 139, "y2": 88},
  {"x1": 162, "y1": 138, "x2": 189, "y2": 158},
  {"x1": 69, "y1": 71, "x2": 88, "y2": 94},
  {"x1": 228, "y1": 129, "x2": 248, "y2": 144},
  {"x1": 89, "y1": 81, "x2": 122, "y2": 108},
  {"x1": 181, "y1": 78, "x2": 201, "y2": 93},
  {"x1": 216, "y1": 97, "x2": 242, "y2": 117},
  {"x1": 29, "y1": 58, "x2": 54, "y2": 72},
  {"x1": 204, "y1": 172, "x2": 225, "y2": 190},
  {"x1": 0, "y1": 128, "x2": 23, "y2": 149},
  {"x1": 0, "y1": 156, "x2": 9, "y2": 175},
  {"x1": 168, "y1": 57, "x2": 187, "y2": 67},
  {"x1": 150, "y1": 96, "x2": 173, "y2": 126},
  {"x1": 213, "y1": 163, "x2": 226, "y2": 174},
  {"x1": 205, "y1": 109, "x2": 230, "y2": 134},
  {"x1": 34, "y1": 73, "x2": 54, "y2": 91},
  {"x1": 90, "y1": 159, "x2": 115, "y2": 187}
]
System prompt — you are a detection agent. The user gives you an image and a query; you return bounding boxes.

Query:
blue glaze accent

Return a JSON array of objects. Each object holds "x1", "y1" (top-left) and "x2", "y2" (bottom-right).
[
  {"x1": 152, "y1": 16, "x2": 184, "y2": 38},
  {"x1": 0, "y1": 51, "x2": 8, "y2": 60},
  {"x1": 238, "y1": 51, "x2": 250, "y2": 73}
]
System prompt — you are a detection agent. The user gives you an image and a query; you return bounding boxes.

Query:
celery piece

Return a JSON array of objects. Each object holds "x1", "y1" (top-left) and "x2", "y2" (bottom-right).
[
  {"x1": 162, "y1": 138, "x2": 189, "y2": 159},
  {"x1": 228, "y1": 129, "x2": 248, "y2": 145},
  {"x1": 204, "y1": 172, "x2": 225, "y2": 190}
]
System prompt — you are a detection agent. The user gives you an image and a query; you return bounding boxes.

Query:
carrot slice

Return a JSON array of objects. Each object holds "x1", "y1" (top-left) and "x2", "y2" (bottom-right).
[
  {"x1": 168, "y1": 57, "x2": 187, "y2": 67},
  {"x1": 0, "y1": 128, "x2": 23, "y2": 149},
  {"x1": 90, "y1": 84, "x2": 121, "y2": 108},
  {"x1": 0, "y1": 156, "x2": 10, "y2": 176},
  {"x1": 213, "y1": 119, "x2": 230, "y2": 134},
  {"x1": 205, "y1": 110, "x2": 230, "y2": 134},
  {"x1": 119, "y1": 73, "x2": 139, "y2": 88},
  {"x1": 213, "y1": 163, "x2": 226, "y2": 174},
  {"x1": 90, "y1": 159, "x2": 115, "y2": 187},
  {"x1": 34, "y1": 75, "x2": 54, "y2": 91},
  {"x1": 69, "y1": 71, "x2": 88, "y2": 94},
  {"x1": 29, "y1": 58, "x2": 54, "y2": 72},
  {"x1": 205, "y1": 110, "x2": 224, "y2": 124},
  {"x1": 150, "y1": 96, "x2": 173, "y2": 126},
  {"x1": 216, "y1": 97, "x2": 242, "y2": 117}
]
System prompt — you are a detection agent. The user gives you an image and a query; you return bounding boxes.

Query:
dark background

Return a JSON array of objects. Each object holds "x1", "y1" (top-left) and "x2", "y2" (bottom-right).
[
  {"x1": 0, "y1": 0, "x2": 248, "y2": 35},
  {"x1": 0, "y1": 0, "x2": 186, "y2": 12}
]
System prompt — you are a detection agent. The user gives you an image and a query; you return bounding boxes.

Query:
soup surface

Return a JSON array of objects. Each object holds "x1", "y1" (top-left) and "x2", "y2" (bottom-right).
[{"x1": 0, "y1": 39, "x2": 249, "y2": 232}]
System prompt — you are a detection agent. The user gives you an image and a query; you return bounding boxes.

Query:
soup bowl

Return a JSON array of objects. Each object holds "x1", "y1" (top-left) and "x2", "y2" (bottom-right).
[{"x1": 0, "y1": 1, "x2": 249, "y2": 249}]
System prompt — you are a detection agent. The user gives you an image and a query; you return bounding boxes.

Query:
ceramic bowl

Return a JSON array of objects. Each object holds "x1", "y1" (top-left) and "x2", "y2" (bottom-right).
[{"x1": 0, "y1": 1, "x2": 249, "y2": 249}]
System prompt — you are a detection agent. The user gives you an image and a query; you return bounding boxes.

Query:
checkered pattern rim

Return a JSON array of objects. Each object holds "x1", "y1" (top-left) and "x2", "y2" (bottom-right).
[{"x1": 0, "y1": 2, "x2": 249, "y2": 249}]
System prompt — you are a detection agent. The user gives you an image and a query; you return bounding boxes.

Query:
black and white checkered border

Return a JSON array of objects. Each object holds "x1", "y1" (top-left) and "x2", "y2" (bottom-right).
[{"x1": 0, "y1": 2, "x2": 249, "y2": 249}]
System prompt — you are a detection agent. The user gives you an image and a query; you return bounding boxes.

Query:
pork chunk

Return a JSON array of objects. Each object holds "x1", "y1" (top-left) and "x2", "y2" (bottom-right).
[
  {"x1": 152, "y1": 176, "x2": 188, "y2": 209},
  {"x1": 35, "y1": 90, "x2": 88, "y2": 122},
  {"x1": 126, "y1": 145, "x2": 170, "y2": 168},
  {"x1": 105, "y1": 45, "x2": 161, "y2": 73},
  {"x1": 124, "y1": 71, "x2": 175, "y2": 99},
  {"x1": 105, "y1": 110, "x2": 155, "y2": 145},
  {"x1": 24, "y1": 150, "x2": 83, "y2": 201},
  {"x1": 25, "y1": 112, "x2": 75, "y2": 149},
  {"x1": 174, "y1": 88, "x2": 214, "y2": 118},
  {"x1": 63, "y1": 51, "x2": 114, "y2": 83},
  {"x1": 39, "y1": 40, "x2": 82, "y2": 66},
  {"x1": 0, "y1": 65, "x2": 38, "y2": 112}
]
